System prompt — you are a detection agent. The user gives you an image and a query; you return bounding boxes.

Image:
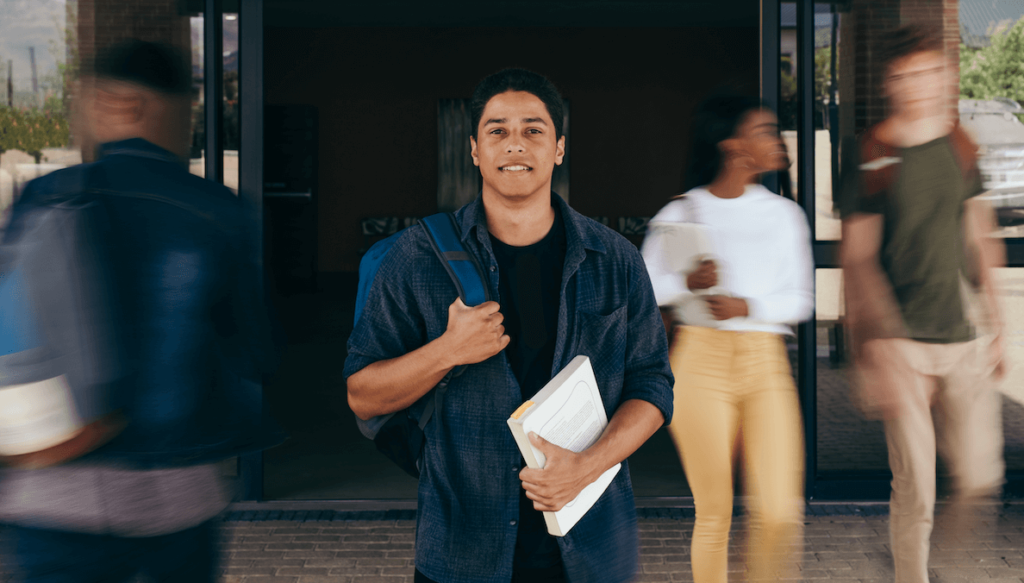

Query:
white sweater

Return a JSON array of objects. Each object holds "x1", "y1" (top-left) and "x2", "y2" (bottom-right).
[{"x1": 641, "y1": 184, "x2": 814, "y2": 336}]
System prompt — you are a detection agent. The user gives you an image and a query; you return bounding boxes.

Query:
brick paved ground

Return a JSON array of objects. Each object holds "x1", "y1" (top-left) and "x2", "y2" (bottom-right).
[{"x1": 8, "y1": 505, "x2": 1024, "y2": 582}]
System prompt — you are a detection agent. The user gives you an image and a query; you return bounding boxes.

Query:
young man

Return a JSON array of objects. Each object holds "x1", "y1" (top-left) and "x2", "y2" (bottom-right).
[
  {"x1": 0, "y1": 40, "x2": 282, "y2": 582},
  {"x1": 839, "y1": 25, "x2": 1006, "y2": 583},
  {"x1": 345, "y1": 69, "x2": 674, "y2": 583}
]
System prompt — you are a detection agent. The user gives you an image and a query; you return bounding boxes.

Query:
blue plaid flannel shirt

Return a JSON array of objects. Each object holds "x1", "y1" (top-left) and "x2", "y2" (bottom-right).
[{"x1": 344, "y1": 194, "x2": 674, "y2": 583}]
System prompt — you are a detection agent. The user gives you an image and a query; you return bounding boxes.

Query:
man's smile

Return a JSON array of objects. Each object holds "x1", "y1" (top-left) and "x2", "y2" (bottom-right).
[{"x1": 499, "y1": 164, "x2": 533, "y2": 172}]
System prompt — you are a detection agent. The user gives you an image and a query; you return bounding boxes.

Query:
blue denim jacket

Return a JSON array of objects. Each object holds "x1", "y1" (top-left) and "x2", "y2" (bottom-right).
[
  {"x1": 344, "y1": 194, "x2": 674, "y2": 583},
  {"x1": 2, "y1": 139, "x2": 285, "y2": 467}
]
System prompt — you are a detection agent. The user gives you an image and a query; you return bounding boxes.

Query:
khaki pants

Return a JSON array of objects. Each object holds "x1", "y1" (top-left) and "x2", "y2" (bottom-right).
[
  {"x1": 667, "y1": 326, "x2": 804, "y2": 583},
  {"x1": 863, "y1": 338, "x2": 1004, "y2": 583}
]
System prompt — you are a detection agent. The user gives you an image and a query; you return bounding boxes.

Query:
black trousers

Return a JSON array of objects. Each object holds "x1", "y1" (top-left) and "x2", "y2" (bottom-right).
[
  {"x1": 7, "y1": 521, "x2": 217, "y2": 583},
  {"x1": 415, "y1": 564, "x2": 567, "y2": 583}
]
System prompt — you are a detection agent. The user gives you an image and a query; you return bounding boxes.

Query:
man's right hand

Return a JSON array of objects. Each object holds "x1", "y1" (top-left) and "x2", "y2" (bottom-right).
[
  {"x1": 442, "y1": 298, "x2": 510, "y2": 366},
  {"x1": 686, "y1": 259, "x2": 718, "y2": 290}
]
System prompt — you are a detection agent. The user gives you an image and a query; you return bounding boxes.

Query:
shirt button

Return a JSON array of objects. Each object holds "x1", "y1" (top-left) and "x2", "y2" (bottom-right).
[
  {"x1": 512, "y1": 467, "x2": 519, "y2": 472},
  {"x1": 490, "y1": 265, "x2": 496, "y2": 272},
  {"x1": 510, "y1": 520, "x2": 517, "y2": 526}
]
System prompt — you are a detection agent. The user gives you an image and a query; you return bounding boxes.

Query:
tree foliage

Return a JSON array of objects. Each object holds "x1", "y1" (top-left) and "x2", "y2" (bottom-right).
[
  {"x1": 0, "y1": 107, "x2": 70, "y2": 163},
  {"x1": 960, "y1": 16, "x2": 1024, "y2": 112}
]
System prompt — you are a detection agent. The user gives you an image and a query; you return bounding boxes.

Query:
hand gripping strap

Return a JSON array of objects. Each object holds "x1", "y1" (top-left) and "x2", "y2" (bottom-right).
[{"x1": 416, "y1": 212, "x2": 490, "y2": 429}]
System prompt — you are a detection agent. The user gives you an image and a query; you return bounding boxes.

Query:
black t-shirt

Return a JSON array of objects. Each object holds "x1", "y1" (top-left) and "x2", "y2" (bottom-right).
[
  {"x1": 489, "y1": 205, "x2": 567, "y2": 574},
  {"x1": 489, "y1": 209, "x2": 566, "y2": 403}
]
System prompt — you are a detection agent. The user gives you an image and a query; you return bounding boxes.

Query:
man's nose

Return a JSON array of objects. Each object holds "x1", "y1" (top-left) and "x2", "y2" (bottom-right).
[{"x1": 506, "y1": 136, "x2": 525, "y2": 153}]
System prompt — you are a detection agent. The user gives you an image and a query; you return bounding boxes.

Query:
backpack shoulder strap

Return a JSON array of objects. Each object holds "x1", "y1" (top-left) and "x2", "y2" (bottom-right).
[
  {"x1": 419, "y1": 213, "x2": 489, "y2": 306},
  {"x1": 947, "y1": 124, "x2": 981, "y2": 185},
  {"x1": 859, "y1": 126, "x2": 901, "y2": 201}
]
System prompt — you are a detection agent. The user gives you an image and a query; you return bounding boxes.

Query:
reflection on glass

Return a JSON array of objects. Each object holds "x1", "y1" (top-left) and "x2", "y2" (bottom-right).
[
  {"x1": 224, "y1": 13, "x2": 239, "y2": 192},
  {"x1": 960, "y1": 10, "x2": 1024, "y2": 238},
  {"x1": 0, "y1": 0, "x2": 81, "y2": 233},
  {"x1": 815, "y1": 268, "x2": 889, "y2": 472},
  {"x1": 189, "y1": 15, "x2": 205, "y2": 179},
  {"x1": 780, "y1": 4, "x2": 845, "y2": 239}
]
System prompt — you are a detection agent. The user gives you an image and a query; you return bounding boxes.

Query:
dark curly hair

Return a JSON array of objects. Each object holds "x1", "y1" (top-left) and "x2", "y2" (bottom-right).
[
  {"x1": 470, "y1": 68, "x2": 564, "y2": 140},
  {"x1": 90, "y1": 39, "x2": 190, "y2": 96},
  {"x1": 682, "y1": 92, "x2": 768, "y2": 191}
]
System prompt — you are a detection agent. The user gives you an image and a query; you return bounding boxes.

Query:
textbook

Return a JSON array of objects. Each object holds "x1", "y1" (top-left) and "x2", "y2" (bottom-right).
[
  {"x1": 506, "y1": 355, "x2": 620, "y2": 537},
  {"x1": 646, "y1": 220, "x2": 727, "y2": 329}
]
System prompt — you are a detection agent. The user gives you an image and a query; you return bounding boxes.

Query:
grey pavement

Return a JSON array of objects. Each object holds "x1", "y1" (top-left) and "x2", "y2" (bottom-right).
[{"x1": 8, "y1": 505, "x2": 1024, "y2": 582}]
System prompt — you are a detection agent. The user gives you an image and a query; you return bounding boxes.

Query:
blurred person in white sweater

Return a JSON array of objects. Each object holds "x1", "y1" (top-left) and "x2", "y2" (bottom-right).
[{"x1": 641, "y1": 94, "x2": 813, "y2": 583}]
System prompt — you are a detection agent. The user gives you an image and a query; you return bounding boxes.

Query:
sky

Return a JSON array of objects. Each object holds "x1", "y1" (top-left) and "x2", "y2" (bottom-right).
[{"x1": 0, "y1": 0, "x2": 67, "y2": 94}]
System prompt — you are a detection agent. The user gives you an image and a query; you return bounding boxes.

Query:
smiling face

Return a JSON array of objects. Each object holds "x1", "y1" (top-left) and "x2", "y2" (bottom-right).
[{"x1": 470, "y1": 90, "x2": 565, "y2": 203}]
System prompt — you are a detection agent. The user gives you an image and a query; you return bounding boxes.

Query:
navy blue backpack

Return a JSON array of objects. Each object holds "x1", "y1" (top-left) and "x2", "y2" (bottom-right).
[{"x1": 353, "y1": 212, "x2": 488, "y2": 477}]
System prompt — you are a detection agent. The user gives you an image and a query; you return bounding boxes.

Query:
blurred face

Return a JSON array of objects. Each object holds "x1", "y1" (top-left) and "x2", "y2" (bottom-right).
[
  {"x1": 885, "y1": 50, "x2": 952, "y2": 119},
  {"x1": 726, "y1": 109, "x2": 787, "y2": 174},
  {"x1": 77, "y1": 78, "x2": 190, "y2": 160},
  {"x1": 470, "y1": 90, "x2": 565, "y2": 202}
]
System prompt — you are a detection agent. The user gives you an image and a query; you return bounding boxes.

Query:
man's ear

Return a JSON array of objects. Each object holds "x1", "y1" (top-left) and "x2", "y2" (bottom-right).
[
  {"x1": 470, "y1": 136, "x2": 480, "y2": 167},
  {"x1": 94, "y1": 88, "x2": 145, "y2": 126},
  {"x1": 554, "y1": 135, "x2": 566, "y2": 166}
]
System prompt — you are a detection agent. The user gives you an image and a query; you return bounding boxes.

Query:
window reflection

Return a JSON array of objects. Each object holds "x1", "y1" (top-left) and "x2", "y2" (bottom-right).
[
  {"x1": 960, "y1": 12, "x2": 1024, "y2": 238},
  {"x1": 0, "y1": 0, "x2": 80, "y2": 233}
]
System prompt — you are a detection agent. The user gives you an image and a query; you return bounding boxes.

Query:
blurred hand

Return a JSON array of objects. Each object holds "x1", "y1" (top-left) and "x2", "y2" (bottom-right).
[
  {"x1": 705, "y1": 295, "x2": 748, "y2": 320},
  {"x1": 990, "y1": 332, "x2": 1006, "y2": 381},
  {"x1": 855, "y1": 339, "x2": 912, "y2": 420},
  {"x1": 686, "y1": 260, "x2": 718, "y2": 291},
  {"x1": 443, "y1": 298, "x2": 510, "y2": 366}
]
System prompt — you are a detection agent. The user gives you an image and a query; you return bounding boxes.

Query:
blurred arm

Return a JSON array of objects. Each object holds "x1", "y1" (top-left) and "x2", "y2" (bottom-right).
[
  {"x1": 964, "y1": 196, "x2": 1005, "y2": 333},
  {"x1": 840, "y1": 213, "x2": 906, "y2": 348}
]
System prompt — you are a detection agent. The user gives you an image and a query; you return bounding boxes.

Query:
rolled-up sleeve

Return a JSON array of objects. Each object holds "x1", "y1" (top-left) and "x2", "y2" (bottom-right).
[
  {"x1": 343, "y1": 234, "x2": 429, "y2": 381},
  {"x1": 620, "y1": 251, "x2": 675, "y2": 426}
]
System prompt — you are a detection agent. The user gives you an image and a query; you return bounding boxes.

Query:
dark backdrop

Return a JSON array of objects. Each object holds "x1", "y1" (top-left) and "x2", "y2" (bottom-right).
[{"x1": 265, "y1": 25, "x2": 760, "y2": 272}]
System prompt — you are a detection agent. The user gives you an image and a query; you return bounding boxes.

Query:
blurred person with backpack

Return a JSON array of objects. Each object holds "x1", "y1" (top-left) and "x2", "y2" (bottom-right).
[
  {"x1": 344, "y1": 68, "x2": 673, "y2": 583},
  {"x1": 0, "y1": 40, "x2": 284, "y2": 583},
  {"x1": 839, "y1": 25, "x2": 1006, "y2": 583}
]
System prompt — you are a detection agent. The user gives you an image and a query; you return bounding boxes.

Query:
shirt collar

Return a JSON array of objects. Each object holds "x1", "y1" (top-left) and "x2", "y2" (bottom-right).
[
  {"x1": 98, "y1": 138, "x2": 183, "y2": 165},
  {"x1": 456, "y1": 192, "x2": 607, "y2": 256}
]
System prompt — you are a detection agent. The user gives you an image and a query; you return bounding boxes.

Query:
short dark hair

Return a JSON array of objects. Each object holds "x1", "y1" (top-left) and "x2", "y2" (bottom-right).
[
  {"x1": 91, "y1": 39, "x2": 190, "y2": 96},
  {"x1": 470, "y1": 68, "x2": 564, "y2": 140},
  {"x1": 879, "y1": 24, "x2": 944, "y2": 76},
  {"x1": 683, "y1": 92, "x2": 768, "y2": 191}
]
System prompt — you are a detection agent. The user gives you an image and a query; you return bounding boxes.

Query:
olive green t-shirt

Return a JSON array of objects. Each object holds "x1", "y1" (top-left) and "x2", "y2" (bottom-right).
[{"x1": 839, "y1": 134, "x2": 984, "y2": 343}]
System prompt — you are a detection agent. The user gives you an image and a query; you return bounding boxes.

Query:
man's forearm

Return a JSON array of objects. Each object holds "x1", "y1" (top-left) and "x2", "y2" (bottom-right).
[
  {"x1": 840, "y1": 216, "x2": 906, "y2": 346},
  {"x1": 844, "y1": 261, "x2": 906, "y2": 341},
  {"x1": 579, "y1": 399, "x2": 665, "y2": 479},
  {"x1": 347, "y1": 337, "x2": 457, "y2": 421}
]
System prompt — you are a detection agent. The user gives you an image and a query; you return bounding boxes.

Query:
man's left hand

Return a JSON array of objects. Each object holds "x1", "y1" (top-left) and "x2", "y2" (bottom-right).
[
  {"x1": 519, "y1": 433, "x2": 600, "y2": 512},
  {"x1": 705, "y1": 295, "x2": 749, "y2": 320}
]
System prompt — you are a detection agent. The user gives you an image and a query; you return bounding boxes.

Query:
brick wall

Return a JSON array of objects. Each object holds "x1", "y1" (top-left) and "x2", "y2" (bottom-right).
[
  {"x1": 847, "y1": 0, "x2": 960, "y2": 134},
  {"x1": 77, "y1": 0, "x2": 191, "y2": 69}
]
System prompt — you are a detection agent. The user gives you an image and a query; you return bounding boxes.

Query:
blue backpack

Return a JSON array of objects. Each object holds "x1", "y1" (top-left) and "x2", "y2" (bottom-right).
[{"x1": 353, "y1": 212, "x2": 488, "y2": 478}]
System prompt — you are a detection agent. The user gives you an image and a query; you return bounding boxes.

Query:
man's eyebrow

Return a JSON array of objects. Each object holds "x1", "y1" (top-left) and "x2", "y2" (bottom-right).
[
  {"x1": 483, "y1": 117, "x2": 549, "y2": 126},
  {"x1": 753, "y1": 122, "x2": 778, "y2": 130}
]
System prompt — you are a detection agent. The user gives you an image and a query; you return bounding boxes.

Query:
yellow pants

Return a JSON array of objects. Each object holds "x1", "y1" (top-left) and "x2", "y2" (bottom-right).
[{"x1": 668, "y1": 326, "x2": 805, "y2": 582}]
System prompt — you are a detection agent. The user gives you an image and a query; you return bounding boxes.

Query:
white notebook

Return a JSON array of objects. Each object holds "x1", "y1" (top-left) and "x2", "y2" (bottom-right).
[
  {"x1": 507, "y1": 355, "x2": 620, "y2": 537},
  {"x1": 647, "y1": 220, "x2": 727, "y2": 329}
]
